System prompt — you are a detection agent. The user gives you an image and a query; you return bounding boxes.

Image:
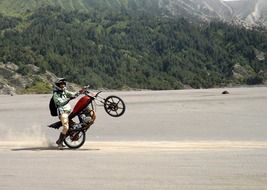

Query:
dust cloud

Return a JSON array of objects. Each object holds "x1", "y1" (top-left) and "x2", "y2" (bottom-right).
[{"x1": 0, "y1": 124, "x2": 53, "y2": 147}]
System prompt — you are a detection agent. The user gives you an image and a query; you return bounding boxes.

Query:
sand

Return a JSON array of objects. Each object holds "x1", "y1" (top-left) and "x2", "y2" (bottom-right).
[{"x1": 0, "y1": 87, "x2": 267, "y2": 189}]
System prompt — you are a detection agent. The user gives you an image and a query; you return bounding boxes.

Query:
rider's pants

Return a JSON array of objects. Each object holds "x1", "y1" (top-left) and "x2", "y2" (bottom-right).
[{"x1": 59, "y1": 113, "x2": 69, "y2": 135}]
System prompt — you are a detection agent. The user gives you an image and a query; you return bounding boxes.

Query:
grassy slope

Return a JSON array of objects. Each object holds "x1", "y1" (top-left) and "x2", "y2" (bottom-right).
[
  {"x1": 0, "y1": 0, "x2": 130, "y2": 16},
  {"x1": 0, "y1": 0, "x2": 160, "y2": 16},
  {"x1": 0, "y1": 0, "x2": 48, "y2": 15}
]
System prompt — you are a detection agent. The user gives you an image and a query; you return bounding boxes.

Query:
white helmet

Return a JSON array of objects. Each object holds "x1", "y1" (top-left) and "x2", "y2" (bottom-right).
[{"x1": 54, "y1": 78, "x2": 66, "y2": 91}]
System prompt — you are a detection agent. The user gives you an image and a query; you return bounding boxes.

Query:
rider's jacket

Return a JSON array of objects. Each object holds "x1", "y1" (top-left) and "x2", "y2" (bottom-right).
[{"x1": 53, "y1": 88, "x2": 76, "y2": 115}]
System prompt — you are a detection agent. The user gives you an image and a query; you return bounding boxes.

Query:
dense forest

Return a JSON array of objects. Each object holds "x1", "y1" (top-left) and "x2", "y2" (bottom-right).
[{"x1": 0, "y1": 6, "x2": 267, "y2": 91}]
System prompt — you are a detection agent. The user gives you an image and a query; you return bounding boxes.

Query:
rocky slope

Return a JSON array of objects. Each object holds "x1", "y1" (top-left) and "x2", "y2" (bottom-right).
[
  {"x1": 0, "y1": 62, "x2": 55, "y2": 94},
  {"x1": 159, "y1": 0, "x2": 267, "y2": 27},
  {"x1": 0, "y1": 62, "x2": 81, "y2": 95}
]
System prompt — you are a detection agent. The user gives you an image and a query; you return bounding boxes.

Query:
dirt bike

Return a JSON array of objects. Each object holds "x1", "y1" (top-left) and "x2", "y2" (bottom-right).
[{"x1": 48, "y1": 86, "x2": 126, "y2": 149}]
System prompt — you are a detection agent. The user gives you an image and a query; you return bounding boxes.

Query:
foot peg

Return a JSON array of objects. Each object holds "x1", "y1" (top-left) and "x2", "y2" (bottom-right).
[{"x1": 48, "y1": 121, "x2": 61, "y2": 129}]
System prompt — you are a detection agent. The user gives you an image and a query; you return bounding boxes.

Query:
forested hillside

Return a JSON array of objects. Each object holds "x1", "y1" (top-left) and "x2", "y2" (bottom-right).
[{"x1": 0, "y1": 6, "x2": 267, "y2": 92}]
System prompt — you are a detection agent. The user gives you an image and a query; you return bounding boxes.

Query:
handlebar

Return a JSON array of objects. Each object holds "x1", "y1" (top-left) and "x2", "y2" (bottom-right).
[
  {"x1": 94, "y1": 91, "x2": 102, "y2": 98},
  {"x1": 78, "y1": 85, "x2": 102, "y2": 98},
  {"x1": 83, "y1": 85, "x2": 91, "y2": 89}
]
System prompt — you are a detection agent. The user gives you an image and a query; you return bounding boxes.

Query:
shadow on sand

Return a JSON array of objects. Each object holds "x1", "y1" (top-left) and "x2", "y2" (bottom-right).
[{"x1": 11, "y1": 146, "x2": 100, "y2": 151}]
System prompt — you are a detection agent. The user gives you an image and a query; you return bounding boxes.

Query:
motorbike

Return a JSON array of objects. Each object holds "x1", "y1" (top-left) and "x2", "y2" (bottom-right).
[{"x1": 48, "y1": 86, "x2": 126, "y2": 149}]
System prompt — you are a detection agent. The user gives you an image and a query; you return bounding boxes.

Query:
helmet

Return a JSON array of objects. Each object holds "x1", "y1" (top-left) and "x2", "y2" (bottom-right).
[
  {"x1": 55, "y1": 78, "x2": 66, "y2": 86},
  {"x1": 54, "y1": 78, "x2": 66, "y2": 91}
]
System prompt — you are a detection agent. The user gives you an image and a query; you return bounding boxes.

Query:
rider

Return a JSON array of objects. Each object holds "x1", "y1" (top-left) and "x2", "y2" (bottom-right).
[{"x1": 53, "y1": 78, "x2": 82, "y2": 149}]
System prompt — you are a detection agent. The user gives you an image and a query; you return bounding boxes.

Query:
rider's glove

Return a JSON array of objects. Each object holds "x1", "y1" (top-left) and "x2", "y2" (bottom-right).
[
  {"x1": 69, "y1": 96, "x2": 76, "y2": 100},
  {"x1": 74, "y1": 89, "x2": 84, "y2": 97},
  {"x1": 78, "y1": 88, "x2": 85, "y2": 94}
]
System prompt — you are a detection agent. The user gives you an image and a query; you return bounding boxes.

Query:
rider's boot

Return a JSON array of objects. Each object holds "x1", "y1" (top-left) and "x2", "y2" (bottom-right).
[{"x1": 56, "y1": 133, "x2": 66, "y2": 149}]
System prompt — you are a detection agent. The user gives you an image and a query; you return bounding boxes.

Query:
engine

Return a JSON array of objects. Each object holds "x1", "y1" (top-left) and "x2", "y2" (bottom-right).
[{"x1": 79, "y1": 106, "x2": 96, "y2": 127}]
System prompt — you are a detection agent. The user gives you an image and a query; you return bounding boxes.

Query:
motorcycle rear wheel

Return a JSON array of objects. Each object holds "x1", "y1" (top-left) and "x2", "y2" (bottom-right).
[{"x1": 64, "y1": 130, "x2": 86, "y2": 149}]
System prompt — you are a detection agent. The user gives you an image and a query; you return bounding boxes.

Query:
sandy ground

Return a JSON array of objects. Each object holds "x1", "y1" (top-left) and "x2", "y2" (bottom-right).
[{"x1": 0, "y1": 87, "x2": 267, "y2": 189}]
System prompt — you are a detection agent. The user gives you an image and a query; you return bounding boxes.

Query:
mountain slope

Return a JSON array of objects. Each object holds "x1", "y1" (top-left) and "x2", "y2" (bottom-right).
[
  {"x1": 159, "y1": 0, "x2": 267, "y2": 27},
  {"x1": 0, "y1": 0, "x2": 267, "y2": 26},
  {"x1": 244, "y1": 0, "x2": 267, "y2": 26},
  {"x1": 159, "y1": 0, "x2": 233, "y2": 20},
  {"x1": 0, "y1": 6, "x2": 266, "y2": 93}
]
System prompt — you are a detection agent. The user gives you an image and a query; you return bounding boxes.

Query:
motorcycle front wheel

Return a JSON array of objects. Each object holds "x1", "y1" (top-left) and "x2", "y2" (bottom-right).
[
  {"x1": 64, "y1": 130, "x2": 86, "y2": 149},
  {"x1": 104, "y1": 95, "x2": 126, "y2": 117}
]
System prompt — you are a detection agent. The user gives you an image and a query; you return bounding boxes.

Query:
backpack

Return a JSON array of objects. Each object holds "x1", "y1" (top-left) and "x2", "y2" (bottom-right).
[{"x1": 49, "y1": 97, "x2": 58, "y2": 117}]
